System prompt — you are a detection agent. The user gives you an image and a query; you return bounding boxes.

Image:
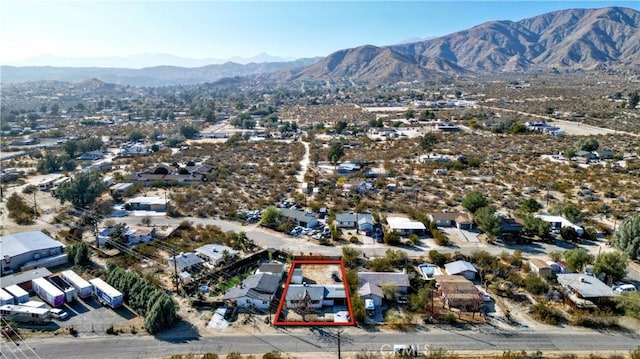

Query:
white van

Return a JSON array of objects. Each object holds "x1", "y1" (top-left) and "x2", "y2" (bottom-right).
[{"x1": 615, "y1": 284, "x2": 637, "y2": 293}]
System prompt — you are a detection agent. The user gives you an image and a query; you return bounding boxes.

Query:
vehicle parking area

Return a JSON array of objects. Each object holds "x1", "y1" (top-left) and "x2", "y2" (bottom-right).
[{"x1": 42, "y1": 295, "x2": 139, "y2": 333}]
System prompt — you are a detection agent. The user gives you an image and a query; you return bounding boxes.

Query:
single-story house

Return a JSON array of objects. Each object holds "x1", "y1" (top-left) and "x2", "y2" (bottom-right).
[
  {"x1": 386, "y1": 216, "x2": 427, "y2": 236},
  {"x1": 286, "y1": 284, "x2": 324, "y2": 309},
  {"x1": 436, "y1": 275, "x2": 482, "y2": 311},
  {"x1": 556, "y1": 273, "x2": 614, "y2": 308},
  {"x1": 535, "y1": 214, "x2": 584, "y2": 236},
  {"x1": 529, "y1": 258, "x2": 553, "y2": 278},
  {"x1": 596, "y1": 149, "x2": 614, "y2": 160},
  {"x1": 429, "y1": 212, "x2": 474, "y2": 230},
  {"x1": 168, "y1": 252, "x2": 203, "y2": 272},
  {"x1": 256, "y1": 262, "x2": 285, "y2": 278},
  {"x1": 279, "y1": 208, "x2": 318, "y2": 228},
  {"x1": 358, "y1": 271, "x2": 410, "y2": 307},
  {"x1": 337, "y1": 162, "x2": 361, "y2": 173},
  {"x1": 111, "y1": 182, "x2": 134, "y2": 198},
  {"x1": 76, "y1": 150, "x2": 105, "y2": 161},
  {"x1": 574, "y1": 150, "x2": 597, "y2": 161},
  {"x1": 0, "y1": 231, "x2": 67, "y2": 276},
  {"x1": 444, "y1": 260, "x2": 478, "y2": 280},
  {"x1": 194, "y1": 244, "x2": 238, "y2": 266},
  {"x1": 126, "y1": 196, "x2": 168, "y2": 211},
  {"x1": 335, "y1": 213, "x2": 375, "y2": 233},
  {"x1": 285, "y1": 283, "x2": 348, "y2": 310},
  {"x1": 222, "y1": 272, "x2": 281, "y2": 311},
  {"x1": 500, "y1": 216, "x2": 524, "y2": 234},
  {"x1": 97, "y1": 226, "x2": 155, "y2": 248}
]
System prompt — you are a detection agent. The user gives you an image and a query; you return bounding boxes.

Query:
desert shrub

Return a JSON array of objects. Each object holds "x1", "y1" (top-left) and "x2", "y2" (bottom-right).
[
  {"x1": 524, "y1": 273, "x2": 549, "y2": 295},
  {"x1": 262, "y1": 351, "x2": 282, "y2": 359},
  {"x1": 529, "y1": 302, "x2": 564, "y2": 325},
  {"x1": 571, "y1": 312, "x2": 618, "y2": 329}
]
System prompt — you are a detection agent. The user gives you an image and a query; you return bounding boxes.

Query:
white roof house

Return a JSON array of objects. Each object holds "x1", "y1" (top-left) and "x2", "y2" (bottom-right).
[
  {"x1": 126, "y1": 196, "x2": 168, "y2": 211},
  {"x1": 195, "y1": 244, "x2": 238, "y2": 265},
  {"x1": 535, "y1": 214, "x2": 584, "y2": 235},
  {"x1": 386, "y1": 217, "x2": 426, "y2": 234},
  {"x1": 0, "y1": 231, "x2": 67, "y2": 276},
  {"x1": 444, "y1": 260, "x2": 478, "y2": 280}
]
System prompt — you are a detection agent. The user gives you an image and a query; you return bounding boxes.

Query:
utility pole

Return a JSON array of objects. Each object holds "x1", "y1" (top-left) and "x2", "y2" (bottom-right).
[
  {"x1": 336, "y1": 329, "x2": 342, "y2": 359},
  {"x1": 33, "y1": 191, "x2": 37, "y2": 218},
  {"x1": 172, "y1": 250, "x2": 180, "y2": 294}
]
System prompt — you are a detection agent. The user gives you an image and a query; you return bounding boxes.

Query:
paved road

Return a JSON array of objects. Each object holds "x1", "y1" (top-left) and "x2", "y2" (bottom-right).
[{"x1": 7, "y1": 326, "x2": 640, "y2": 359}]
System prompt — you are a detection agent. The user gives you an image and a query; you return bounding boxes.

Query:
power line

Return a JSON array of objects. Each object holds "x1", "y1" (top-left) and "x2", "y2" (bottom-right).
[{"x1": 0, "y1": 317, "x2": 42, "y2": 359}]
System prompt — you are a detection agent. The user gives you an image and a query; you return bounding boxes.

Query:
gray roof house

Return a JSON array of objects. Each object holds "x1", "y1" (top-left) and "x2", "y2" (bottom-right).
[
  {"x1": 168, "y1": 252, "x2": 203, "y2": 272},
  {"x1": 195, "y1": 244, "x2": 238, "y2": 265},
  {"x1": 279, "y1": 208, "x2": 318, "y2": 228},
  {"x1": 444, "y1": 260, "x2": 478, "y2": 280},
  {"x1": 223, "y1": 273, "x2": 281, "y2": 310},
  {"x1": 556, "y1": 273, "x2": 614, "y2": 308},
  {"x1": 256, "y1": 262, "x2": 285, "y2": 278},
  {"x1": 335, "y1": 213, "x2": 375, "y2": 232},
  {"x1": 0, "y1": 231, "x2": 67, "y2": 276},
  {"x1": 358, "y1": 272, "x2": 410, "y2": 307}
]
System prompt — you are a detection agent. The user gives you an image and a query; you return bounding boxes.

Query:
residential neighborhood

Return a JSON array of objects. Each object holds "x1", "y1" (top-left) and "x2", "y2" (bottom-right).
[{"x1": 2, "y1": 3, "x2": 640, "y2": 358}]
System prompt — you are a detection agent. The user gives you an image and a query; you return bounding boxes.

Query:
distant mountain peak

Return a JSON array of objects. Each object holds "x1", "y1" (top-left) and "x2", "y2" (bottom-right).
[{"x1": 290, "y1": 6, "x2": 640, "y2": 84}]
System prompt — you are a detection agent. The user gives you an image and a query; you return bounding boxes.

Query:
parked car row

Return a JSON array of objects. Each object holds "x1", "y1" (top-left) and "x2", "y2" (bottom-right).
[{"x1": 290, "y1": 224, "x2": 331, "y2": 239}]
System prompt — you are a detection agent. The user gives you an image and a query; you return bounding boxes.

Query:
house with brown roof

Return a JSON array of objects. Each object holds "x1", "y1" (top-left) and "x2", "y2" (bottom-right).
[
  {"x1": 429, "y1": 212, "x2": 474, "y2": 230},
  {"x1": 435, "y1": 275, "x2": 482, "y2": 312}
]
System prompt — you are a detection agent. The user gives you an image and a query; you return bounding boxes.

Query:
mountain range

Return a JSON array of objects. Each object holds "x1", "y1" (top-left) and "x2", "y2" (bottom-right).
[
  {"x1": 2, "y1": 6, "x2": 639, "y2": 86},
  {"x1": 5, "y1": 53, "x2": 295, "y2": 69},
  {"x1": 288, "y1": 6, "x2": 640, "y2": 84}
]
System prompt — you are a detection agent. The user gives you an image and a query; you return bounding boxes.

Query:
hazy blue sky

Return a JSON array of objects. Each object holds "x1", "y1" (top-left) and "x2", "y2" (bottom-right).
[{"x1": 1, "y1": 0, "x2": 638, "y2": 63}]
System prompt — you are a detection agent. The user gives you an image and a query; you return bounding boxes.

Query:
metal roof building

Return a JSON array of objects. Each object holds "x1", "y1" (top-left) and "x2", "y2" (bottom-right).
[{"x1": 0, "y1": 231, "x2": 66, "y2": 276}]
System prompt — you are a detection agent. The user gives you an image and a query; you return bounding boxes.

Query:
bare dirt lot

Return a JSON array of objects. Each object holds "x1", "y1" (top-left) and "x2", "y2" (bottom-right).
[{"x1": 298, "y1": 264, "x2": 343, "y2": 285}]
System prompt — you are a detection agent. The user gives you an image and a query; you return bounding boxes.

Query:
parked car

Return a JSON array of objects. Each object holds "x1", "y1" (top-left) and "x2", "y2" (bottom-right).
[
  {"x1": 479, "y1": 290, "x2": 492, "y2": 302},
  {"x1": 614, "y1": 284, "x2": 637, "y2": 294},
  {"x1": 50, "y1": 308, "x2": 68, "y2": 320}
]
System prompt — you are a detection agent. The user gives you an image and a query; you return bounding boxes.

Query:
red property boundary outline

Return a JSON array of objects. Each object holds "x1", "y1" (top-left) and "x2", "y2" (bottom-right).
[{"x1": 273, "y1": 259, "x2": 355, "y2": 326}]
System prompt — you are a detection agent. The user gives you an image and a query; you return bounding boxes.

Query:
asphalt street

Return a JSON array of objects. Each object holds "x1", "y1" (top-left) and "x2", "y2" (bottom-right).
[{"x1": 5, "y1": 326, "x2": 640, "y2": 359}]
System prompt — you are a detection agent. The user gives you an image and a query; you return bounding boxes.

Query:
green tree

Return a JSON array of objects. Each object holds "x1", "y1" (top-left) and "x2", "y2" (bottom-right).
[
  {"x1": 180, "y1": 125, "x2": 198, "y2": 139},
  {"x1": 520, "y1": 198, "x2": 541, "y2": 213},
  {"x1": 383, "y1": 230, "x2": 401, "y2": 246},
  {"x1": 129, "y1": 130, "x2": 145, "y2": 142},
  {"x1": 419, "y1": 133, "x2": 438, "y2": 151},
  {"x1": 579, "y1": 138, "x2": 600, "y2": 152},
  {"x1": 327, "y1": 141, "x2": 344, "y2": 163},
  {"x1": 594, "y1": 251, "x2": 628, "y2": 284},
  {"x1": 563, "y1": 205, "x2": 584, "y2": 224},
  {"x1": 564, "y1": 248, "x2": 594, "y2": 273},
  {"x1": 144, "y1": 294, "x2": 177, "y2": 334},
  {"x1": 50, "y1": 103, "x2": 60, "y2": 115},
  {"x1": 67, "y1": 242, "x2": 91, "y2": 266},
  {"x1": 56, "y1": 170, "x2": 106, "y2": 207},
  {"x1": 462, "y1": 191, "x2": 488, "y2": 214},
  {"x1": 409, "y1": 285, "x2": 433, "y2": 313},
  {"x1": 404, "y1": 108, "x2": 415, "y2": 119},
  {"x1": 611, "y1": 214, "x2": 640, "y2": 260},
  {"x1": 351, "y1": 295, "x2": 366, "y2": 324},
  {"x1": 522, "y1": 215, "x2": 551, "y2": 238},
  {"x1": 380, "y1": 283, "x2": 398, "y2": 302},
  {"x1": 334, "y1": 120, "x2": 348, "y2": 134},
  {"x1": 628, "y1": 91, "x2": 639, "y2": 109},
  {"x1": 341, "y1": 246, "x2": 361, "y2": 268},
  {"x1": 260, "y1": 206, "x2": 281, "y2": 228},
  {"x1": 474, "y1": 206, "x2": 501, "y2": 239}
]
